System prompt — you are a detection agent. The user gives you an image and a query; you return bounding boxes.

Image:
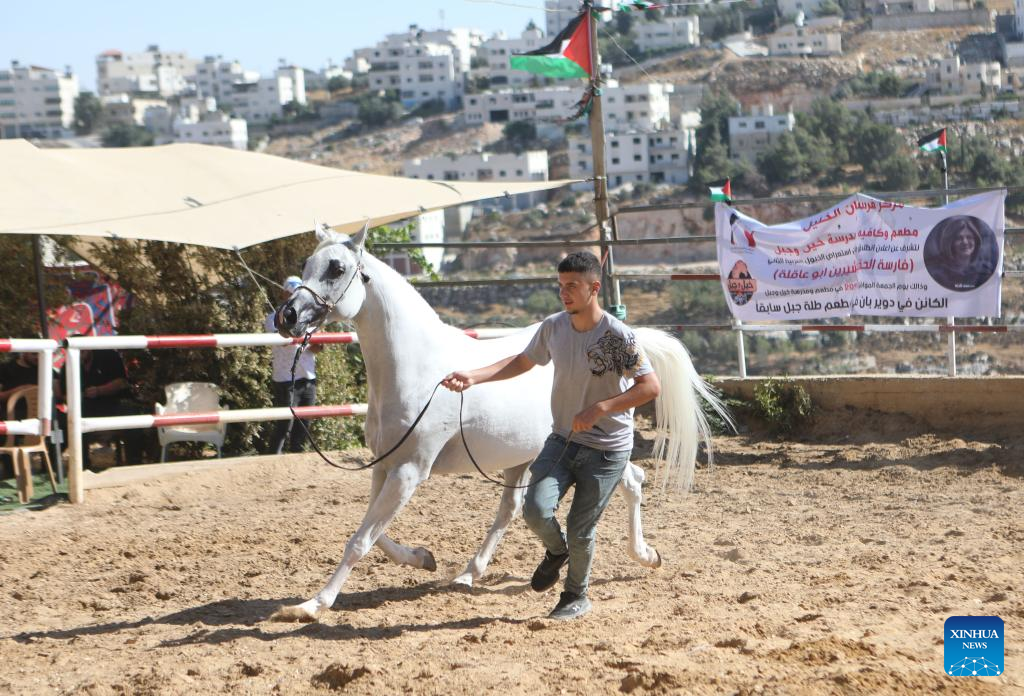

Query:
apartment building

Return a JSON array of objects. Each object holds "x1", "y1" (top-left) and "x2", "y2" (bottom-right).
[
  {"x1": 0, "y1": 61, "x2": 79, "y2": 139},
  {"x1": 474, "y1": 26, "x2": 546, "y2": 87},
  {"x1": 464, "y1": 81, "x2": 674, "y2": 132},
  {"x1": 767, "y1": 23, "x2": 843, "y2": 56},
  {"x1": 568, "y1": 129, "x2": 693, "y2": 188},
  {"x1": 635, "y1": 16, "x2": 700, "y2": 52},
  {"x1": 220, "y1": 65, "x2": 306, "y2": 124},
  {"x1": 172, "y1": 112, "x2": 248, "y2": 150},
  {"x1": 727, "y1": 105, "x2": 796, "y2": 162},
  {"x1": 927, "y1": 55, "x2": 1003, "y2": 94},
  {"x1": 402, "y1": 150, "x2": 550, "y2": 209},
  {"x1": 193, "y1": 56, "x2": 260, "y2": 102},
  {"x1": 96, "y1": 45, "x2": 198, "y2": 97}
]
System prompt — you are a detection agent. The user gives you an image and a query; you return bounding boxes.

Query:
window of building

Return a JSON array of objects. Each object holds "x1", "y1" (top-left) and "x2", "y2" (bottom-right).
[
  {"x1": 632, "y1": 137, "x2": 640, "y2": 144},
  {"x1": 755, "y1": 121, "x2": 765, "y2": 128},
  {"x1": 612, "y1": 157, "x2": 620, "y2": 164},
  {"x1": 633, "y1": 154, "x2": 642, "y2": 161}
]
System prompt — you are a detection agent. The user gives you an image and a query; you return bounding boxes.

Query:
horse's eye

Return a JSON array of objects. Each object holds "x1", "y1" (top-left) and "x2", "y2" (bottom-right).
[{"x1": 327, "y1": 259, "x2": 345, "y2": 279}]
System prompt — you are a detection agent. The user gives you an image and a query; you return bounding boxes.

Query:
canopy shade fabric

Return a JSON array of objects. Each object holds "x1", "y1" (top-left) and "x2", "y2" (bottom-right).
[{"x1": 0, "y1": 140, "x2": 579, "y2": 249}]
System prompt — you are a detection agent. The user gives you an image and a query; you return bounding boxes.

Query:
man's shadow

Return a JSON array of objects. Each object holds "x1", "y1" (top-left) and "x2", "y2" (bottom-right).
[{"x1": 7, "y1": 573, "x2": 644, "y2": 648}]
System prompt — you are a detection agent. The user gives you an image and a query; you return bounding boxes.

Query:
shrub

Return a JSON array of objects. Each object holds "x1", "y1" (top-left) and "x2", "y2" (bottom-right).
[{"x1": 751, "y1": 377, "x2": 813, "y2": 435}]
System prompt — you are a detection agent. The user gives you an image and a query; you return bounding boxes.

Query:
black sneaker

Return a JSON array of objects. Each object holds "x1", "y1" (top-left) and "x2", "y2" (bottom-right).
[
  {"x1": 530, "y1": 550, "x2": 569, "y2": 592},
  {"x1": 548, "y1": 591, "x2": 592, "y2": 620}
]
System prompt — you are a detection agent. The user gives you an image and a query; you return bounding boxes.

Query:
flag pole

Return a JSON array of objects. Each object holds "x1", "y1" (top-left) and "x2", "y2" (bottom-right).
[
  {"x1": 584, "y1": 1, "x2": 622, "y2": 317},
  {"x1": 941, "y1": 147, "x2": 956, "y2": 377}
]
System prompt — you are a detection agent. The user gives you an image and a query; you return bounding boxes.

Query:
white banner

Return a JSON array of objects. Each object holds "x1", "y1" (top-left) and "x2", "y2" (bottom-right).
[{"x1": 716, "y1": 191, "x2": 1005, "y2": 320}]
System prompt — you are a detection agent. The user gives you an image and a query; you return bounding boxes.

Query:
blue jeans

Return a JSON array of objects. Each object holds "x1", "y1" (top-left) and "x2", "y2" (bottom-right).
[{"x1": 523, "y1": 433, "x2": 631, "y2": 596}]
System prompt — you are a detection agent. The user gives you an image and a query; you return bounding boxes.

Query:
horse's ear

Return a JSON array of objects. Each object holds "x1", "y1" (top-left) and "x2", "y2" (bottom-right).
[
  {"x1": 349, "y1": 220, "x2": 369, "y2": 250},
  {"x1": 314, "y1": 220, "x2": 333, "y2": 243}
]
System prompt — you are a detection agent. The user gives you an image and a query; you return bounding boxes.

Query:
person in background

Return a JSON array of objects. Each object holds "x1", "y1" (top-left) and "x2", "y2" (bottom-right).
[{"x1": 266, "y1": 276, "x2": 322, "y2": 454}]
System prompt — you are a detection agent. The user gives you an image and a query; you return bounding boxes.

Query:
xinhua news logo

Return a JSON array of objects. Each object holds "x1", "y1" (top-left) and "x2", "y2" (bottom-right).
[{"x1": 944, "y1": 616, "x2": 1004, "y2": 677}]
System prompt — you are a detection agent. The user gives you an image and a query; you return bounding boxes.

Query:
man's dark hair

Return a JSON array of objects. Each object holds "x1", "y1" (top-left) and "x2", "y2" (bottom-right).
[{"x1": 558, "y1": 251, "x2": 602, "y2": 278}]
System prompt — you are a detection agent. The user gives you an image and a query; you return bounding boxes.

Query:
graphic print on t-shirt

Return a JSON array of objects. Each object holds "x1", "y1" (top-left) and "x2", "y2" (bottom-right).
[{"x1": 586, "y1": 330, "x2": 642, "y2": 377}]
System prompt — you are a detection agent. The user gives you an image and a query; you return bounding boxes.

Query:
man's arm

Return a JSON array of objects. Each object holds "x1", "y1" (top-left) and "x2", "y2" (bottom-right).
[
  {"x1": 85, "y1": 378, "x2": 129, "y2": 399},
  {"x1": 571, "y1": 372, "x2": 661, "y2": 433},
  {"x1": 442, "y1": 352, "x2": 537, "y2": 392}
]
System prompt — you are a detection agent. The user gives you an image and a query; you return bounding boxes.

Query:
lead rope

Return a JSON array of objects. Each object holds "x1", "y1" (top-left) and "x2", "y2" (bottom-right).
[{"x1": 286, "y1": 336, "x2": 572, "y2": 488}]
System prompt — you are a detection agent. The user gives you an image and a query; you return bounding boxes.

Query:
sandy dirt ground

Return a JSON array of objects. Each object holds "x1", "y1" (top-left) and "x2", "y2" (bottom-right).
[{"x1": 0, "y1": 421, "x2": 1021, "y2": 695}]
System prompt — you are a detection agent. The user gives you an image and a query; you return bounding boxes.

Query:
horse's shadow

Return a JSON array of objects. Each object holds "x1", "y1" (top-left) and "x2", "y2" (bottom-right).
[{"x1": 7, "y1": 573, "x2": 645, "y2": 648}]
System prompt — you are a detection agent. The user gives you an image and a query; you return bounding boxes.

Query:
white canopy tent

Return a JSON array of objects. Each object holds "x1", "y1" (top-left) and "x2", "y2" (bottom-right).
[{"x1": 0, "y1": 140, "x2": 578, "y2": 248}]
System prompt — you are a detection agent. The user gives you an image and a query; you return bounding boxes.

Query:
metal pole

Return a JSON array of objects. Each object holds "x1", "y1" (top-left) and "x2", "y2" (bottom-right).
[
  {"x1": 31, "y1": 235, "x2": 63, "y2": 480},
  {"x1": 609, "y1": 214, "x2": 624, "y2": 313},
  {"x1": 734, "y1": 318, "x2": 748, "y2": 378},
  {"x1": 66, "y1": 347, "x2": 84, "y2": 503},
  {"x1": 942, "y1": 150, "x2": 956, "y2": 377},
  {"x1": 584, "y1": 2, "x2": 615, "y2": 314}
]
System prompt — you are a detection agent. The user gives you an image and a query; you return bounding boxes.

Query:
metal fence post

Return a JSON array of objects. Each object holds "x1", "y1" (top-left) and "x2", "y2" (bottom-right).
[
  {"x1": 66, "y1": 347, "x2": 84, "y2": 504},
  {"x1": 734, "y1": 319, "x2": 747, "y2": 378}
]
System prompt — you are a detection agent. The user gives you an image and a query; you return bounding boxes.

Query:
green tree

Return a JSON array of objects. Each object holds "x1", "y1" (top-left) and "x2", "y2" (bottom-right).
[
  {"x1": 0, "y1": 237, "x2": 68, "y2": 338},
  {"x1": 849, "y1": 118, "x2": 903, "y2": 178},
  {"x1": 616, "y1": 10, "x2": 636, "y2": 35},
  {"x1": 503, "y1": 120, "x2": 538, "y2": 150},
  {"x1": 356, "y1": 94, "x2": 403, "y2": 127},
  {"x1": 101, "y1": 124, "x2": 154, "y2": 147},
  {"x1": 327, "y1": 75, "x2": 351, "y2": 92},
  {"x1": 878, "y1": 153, "x2": 919, "y2": 191},
  {"x1": 73, "y1": 92, "x2": 104, "y2": 135},
  {"x1": 691, "y1": 122, "x2": 734, "y2": 192},
  {"x1": 757, "y1": 131, "x2": 807, "y2": 186}
]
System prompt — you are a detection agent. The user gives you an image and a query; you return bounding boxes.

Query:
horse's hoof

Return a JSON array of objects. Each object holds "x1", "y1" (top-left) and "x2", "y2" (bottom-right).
[
  {"x1": 451, "y1": 573, "x2": 474, "y2": 588},
  {"x1": 268, "y1": 603, "x2": 319, "y2": 623},
  {"x1": 415, "y1": 547, "x2": 437, "y2": 572},
  {"x1": 651, "y1": 549, "x2": 663, "y2": 569}
]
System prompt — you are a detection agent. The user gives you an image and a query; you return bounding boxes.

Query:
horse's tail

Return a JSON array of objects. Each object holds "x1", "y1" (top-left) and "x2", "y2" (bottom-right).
[{"x1": 635, "y1": 328, "x2": 734, "y2": 493}]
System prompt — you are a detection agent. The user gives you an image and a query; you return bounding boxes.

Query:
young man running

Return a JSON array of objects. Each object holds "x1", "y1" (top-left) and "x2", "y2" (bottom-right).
[{"x1": 442, "y1": 251, "x2": 660, "y2": 620}]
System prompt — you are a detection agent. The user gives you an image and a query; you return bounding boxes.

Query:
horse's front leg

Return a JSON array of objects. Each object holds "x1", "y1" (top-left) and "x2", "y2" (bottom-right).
[
  {"x1": 270, "y1": 461, "x2": 426, "y2": 622},
  {"x1": 453, "y1": 461, "x2": 530, "y2": 587},
  {"x1": 369, "y1": 465, "x2": 437, "y2": 571}
]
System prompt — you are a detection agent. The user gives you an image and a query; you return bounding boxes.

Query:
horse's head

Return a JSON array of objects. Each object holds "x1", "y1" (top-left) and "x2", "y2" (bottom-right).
[{"x1": 275, "y1": 222, "x2": 369, "y2": 337}]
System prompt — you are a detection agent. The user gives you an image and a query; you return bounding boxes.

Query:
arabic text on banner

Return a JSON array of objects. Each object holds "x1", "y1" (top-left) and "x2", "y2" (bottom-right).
[{"x1": 715, "y1": 191, "x2": 1005, "y2": 320}]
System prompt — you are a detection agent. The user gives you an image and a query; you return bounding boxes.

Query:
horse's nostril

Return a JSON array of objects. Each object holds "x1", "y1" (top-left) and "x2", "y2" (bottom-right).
[{"x1": 283, "y1": 306, "x2": 297, "y2": 327}]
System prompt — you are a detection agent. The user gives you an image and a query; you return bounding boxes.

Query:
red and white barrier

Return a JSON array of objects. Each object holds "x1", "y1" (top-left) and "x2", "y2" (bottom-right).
[
  {"x1": 63, "y1": 329, "x2": 521, "y2": 503},
  {"x1": 0, "y1": 338, "x2": 57, "y2": 440}
]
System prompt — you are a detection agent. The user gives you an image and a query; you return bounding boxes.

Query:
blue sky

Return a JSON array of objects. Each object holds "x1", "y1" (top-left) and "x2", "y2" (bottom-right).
[{"x1": 1, "y1": 0, "x2": 547, "y2": 91}]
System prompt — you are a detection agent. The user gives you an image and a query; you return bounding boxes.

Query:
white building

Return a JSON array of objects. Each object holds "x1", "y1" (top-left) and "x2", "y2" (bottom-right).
[
  {"x1": 220, "y1": 65, "x2": 306, "y2": 124},
  {"x1": 464, "y1": 81, "x2": 674, "y2": 132},
  {"x1": 193, "y1": 56, "x2": 260, "y2": 103},
  {"x1": 173, "y1": 112, "x2": 248, "y2": 150},
  {"x1": 767, "y1": 22, "x2": 843, "y2": 56},
  {"x1": 777, "y1": 0, "x2": 829, "y2": 18},
  {"x1": 96, "y1": 45, "x2": 198, "y2": 97},
  {"x1": 0, "y1": 61, "x2": 79, "y2": 139},
  {"x1": 100, "y1": 93, "x2": 168, "y2": 127},
  {"x1": 635, "y1": 16, "x2": 700, "y2": 53},
  {"x1": 403, "y1": 150, "x2": 550, "y2": 209},
  {"x1": 569, "y1": 129, "x2": 694, "y2": 188},
  {"x1": 380, "y1": 209, "x2": 446, "y2": 275},
  {"x1": 474, "y1": 26, "x2": 546, "y2": 87},
  {"x1": 927, "y1": 55, "x2": 1003, "y2": 94},
  {"x1": 727, "y1": 105, "x2": 796, "y2": 162}
]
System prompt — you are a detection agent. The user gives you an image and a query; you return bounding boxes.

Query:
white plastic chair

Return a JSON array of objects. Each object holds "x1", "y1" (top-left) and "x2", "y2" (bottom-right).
[{"x1": 155, "y1": 382, "x2": 227, "y2": 462}]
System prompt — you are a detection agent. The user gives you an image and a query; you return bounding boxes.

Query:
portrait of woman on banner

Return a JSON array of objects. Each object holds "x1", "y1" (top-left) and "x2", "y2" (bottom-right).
[{"x1": 923, "y1": 215, "x2": 1000, "y2": 292}]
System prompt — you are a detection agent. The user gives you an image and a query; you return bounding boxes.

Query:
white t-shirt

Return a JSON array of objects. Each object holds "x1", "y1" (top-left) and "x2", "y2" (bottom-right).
[
  {"x1": 265, "y1": 313, "x2": 316, "y2": 383},
  {"x1": 523, "y1": 311, "x2": 653, "y2": 451}
]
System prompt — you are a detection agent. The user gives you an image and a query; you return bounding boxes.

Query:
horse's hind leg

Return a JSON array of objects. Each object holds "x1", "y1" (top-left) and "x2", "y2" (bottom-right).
[
  {"x1": 618, "y1": 462, "x2": 662, "y2": 568},
  {"x1": 453, "y1": 461, "x2": 530, "y2": 587},
  {"x1": 368, "y1": 467, "x2": 436, "y2": 571}
]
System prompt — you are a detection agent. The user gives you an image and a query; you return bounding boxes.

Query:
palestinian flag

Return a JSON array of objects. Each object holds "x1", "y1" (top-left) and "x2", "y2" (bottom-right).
[
  {"x1": 620, "y1": 1, "x2": 667, "y2": 11},
  {"x1": 510, "y1": 11, "x2": 593, "y2": 79},
  {"x1": 709, "y1": 179, "x2": 732, "y2": 202},
  {"x1": 918, "y1": 128, "x2": 947, "y2": 154}
]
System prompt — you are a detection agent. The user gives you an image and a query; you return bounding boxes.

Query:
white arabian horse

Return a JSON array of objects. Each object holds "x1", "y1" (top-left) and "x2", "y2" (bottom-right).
[{"x1": 270, "y1": 224, "x2": 728, "y2": 622}]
